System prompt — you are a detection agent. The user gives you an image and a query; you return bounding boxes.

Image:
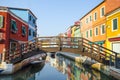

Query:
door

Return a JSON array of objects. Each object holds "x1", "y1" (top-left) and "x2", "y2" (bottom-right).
[{"x1": 112, "y1": 42, "x2": 120, "y2": 53}]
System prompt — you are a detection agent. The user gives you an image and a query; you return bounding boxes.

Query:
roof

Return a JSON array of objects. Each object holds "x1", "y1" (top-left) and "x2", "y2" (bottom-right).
[
  {"x1": 0, "y1": 6, "x2": 37, "y2": 19},
  {"x1": 8, "y1": 7, "x2": 37, "y2": 19},
  {"x1": 80, "y1": 0, "x2": 105, "y2": 20}
]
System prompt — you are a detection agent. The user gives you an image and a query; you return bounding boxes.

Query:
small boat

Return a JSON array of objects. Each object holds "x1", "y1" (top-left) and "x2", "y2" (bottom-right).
[{"x1": 30, "y1": 57, "x2": 45, "y2": 64}]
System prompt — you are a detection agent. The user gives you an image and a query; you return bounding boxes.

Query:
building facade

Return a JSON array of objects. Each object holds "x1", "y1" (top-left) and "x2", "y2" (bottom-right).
[
  {"x1": 74, "y1": 21, "x2": 81, "y2": 37},
  {"x1": 80, "y1": 1, "x2": 106, "y2": 47},
  {"x1": 105, "y1": 0, "x2": 120, "y2": 53},
  {"x1": 9, "y1": 7, "x2": 37, "y2": 41},
  {"x1": 0, "y1": 6, "x2": 28, "y2": 54}
]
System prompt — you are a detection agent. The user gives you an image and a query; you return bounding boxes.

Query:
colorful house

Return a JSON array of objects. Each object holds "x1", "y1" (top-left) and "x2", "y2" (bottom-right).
[
  {"x1": 66, "y1": 27, "x2": 71, "y2": 38},
  {"x1": 0, "y1": 6, "x2": 28, "y2": 58},
  {"x1": 74, "y1": 21, "x2": 81, "y2": 37},
  {"x1": 80, "y1": 0, "x2": 106, "y2": 47},
  {"x1": 71, "y1": 25, "x2": 76, "y2": 37},
  {"x1": 106, "y1": 0, "x2": 120, "y2": 53},
  {"x1": 8, "y1": 7, "x2": 37, "y2": 41}
]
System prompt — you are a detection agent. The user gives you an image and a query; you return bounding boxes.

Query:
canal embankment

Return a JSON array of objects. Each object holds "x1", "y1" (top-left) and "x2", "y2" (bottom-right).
[{"x1": 57, "y1": 52, "x2": 120, "y2": 80}]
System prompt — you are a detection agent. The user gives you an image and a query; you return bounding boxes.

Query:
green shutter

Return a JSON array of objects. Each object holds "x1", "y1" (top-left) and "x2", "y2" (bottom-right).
[
  {"x1": 90, "y1": 30, "x2": 92, "y2": 37},
  {"x1": 113, "y1": 18, "x2": 117, "y2": 30},
  {"x1": 22, "y1": 26, "x2": 26, "y2": 36},
  {"x1": 0, "y1": 16, "x2": 3, "y2": 28},
  {"x1": 11, "y1": 20, "x2": 17, "y2": 33},
  {"x1": 102, "y1": 7, "x2": 104, "y2": 16}
]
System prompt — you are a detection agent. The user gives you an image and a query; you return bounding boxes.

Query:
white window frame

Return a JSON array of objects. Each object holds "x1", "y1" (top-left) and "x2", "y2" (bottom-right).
[
  {"x1": 94, "y1": 12, "x2": 97, "y2": 21},
  {"x1": 100, "y1": 24, "x2": 105, "y2": 35},
  {"x1": 100, "y1": 6, "x2": 105, "y2": 17},
  {"x1": 112, "y1": 18, "x2": 118, "y2": 31},
  {"x1": 89, "y1": 15, "x2": 92, "y2": 22},
  {"x1": 86, "y1": 18, "x2": 88, "y2": 24},
  {"x1": 90, "y1": 29, "x2": 92, "y2": 37},
  {"x1": 95, "y1": 27, "x2": 98, "y2": 36},
  {"x1": 86, "y1": 30, "x2": 89, "y2": 38}
]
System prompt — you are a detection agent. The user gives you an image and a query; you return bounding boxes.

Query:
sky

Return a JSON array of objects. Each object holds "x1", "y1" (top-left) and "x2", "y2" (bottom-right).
[{"x1": 0, "y1": 0, "x2": 103, "y2": 36}]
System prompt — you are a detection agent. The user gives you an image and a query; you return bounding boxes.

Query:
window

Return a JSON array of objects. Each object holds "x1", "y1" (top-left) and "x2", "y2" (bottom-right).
[
  {"x1": 10, "y1": 42, "x2": 17, "y2": 54},
  {"x1": 0, "y1": 15, "x2": 4, "y2": 28},
  {"x1": 89, "y1": 15, "x2": 92, "y2": 22},
  {"x1": 29, "y1": 29, "x2": 31, "y2": 36},
  {"x1": 29, "y1": 15, "x2": 31, "y2": 21},
  {"x1": 33, "y1": 19, "x2": 35, "y2": 24},
  {"x1": 94, "y1": 12, "x2": 97, "y2": 21},
  {"x1": 86, "y1": 18, "x2": 88, "y2": 24},
  {"x1": 95, "y1": 27, "x2": 98, "y2": 36},
  {"x1": 112, "y1": 18, "x2": 118, "y2": 31},
  {"x1": 86, "y1": 31, "x2": 89, "y2": 38},
  {"x1": 11, "y1": 20, "x2": 18, "y2": 33},
  {"x1": 90, "y1": 29, "x2": 92, "y2": 37},
  {"x1": 22, "y1": 25, "x2": 26, "y2": 36},
  {"x1": 33, "y1": 31, "x2": 36, "y2": 37},
  {"x1": 101, "y1": 24, "x2": 105, "y2": 35},
  {"x1": 100, "y1": 7, "x2": 105, "y2": 17}
]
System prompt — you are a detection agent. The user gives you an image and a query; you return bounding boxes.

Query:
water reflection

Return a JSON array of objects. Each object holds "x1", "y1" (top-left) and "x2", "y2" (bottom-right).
[
  {"x1": 0, "y1": 53, "x2": 118, "y2": 80},
  {"x1": 53, "y1": 53, "x2": 118, "y2": 80},
  {"x1": 0, "y1": 62, "x2": 45, "y2": 80}
]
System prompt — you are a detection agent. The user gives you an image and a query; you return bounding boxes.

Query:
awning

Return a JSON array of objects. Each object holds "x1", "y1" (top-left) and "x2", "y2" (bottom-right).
[
  {"x1": 94, "y1": 41, "x2": 105, "y2": 44},
  {"x1": 89, "y1": 41, "x2": 105, "y2": 45},
  {"x1": 108, "y1": 37, "x2": 120, "y2": 42}
]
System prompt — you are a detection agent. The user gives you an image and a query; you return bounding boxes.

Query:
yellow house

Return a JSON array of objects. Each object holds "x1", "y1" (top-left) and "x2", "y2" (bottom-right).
[
  {"x1": 106, "y1": 8, "x2": 120, "y2": 54},
  {"x1": 71, "y1": 25, "x2": 76, "y2": 37}
]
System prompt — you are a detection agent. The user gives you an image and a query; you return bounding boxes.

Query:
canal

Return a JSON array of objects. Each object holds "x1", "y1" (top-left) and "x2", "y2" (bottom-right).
[{"x1": 0, "y1": 53, "x2": 119, "y2": 80}]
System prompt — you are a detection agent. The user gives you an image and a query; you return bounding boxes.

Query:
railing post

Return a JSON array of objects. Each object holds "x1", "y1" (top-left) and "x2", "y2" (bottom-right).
[
  {"x1": 90, "y1": 43, "x2": 93, "y2": 59},
  {"x1": 98, "y1": 45, "x2": 101, "y2": 60},
  {"x1": 115, "y1": 53, "x2": 117, "y2": 68},
  {"x1": 58, "y1": 37, "x2": 62, "y2": 51}
]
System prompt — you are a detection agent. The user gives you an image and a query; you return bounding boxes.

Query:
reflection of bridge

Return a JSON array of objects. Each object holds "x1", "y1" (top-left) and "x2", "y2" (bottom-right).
[{"x1": 1, "y1": 36, "x2": 120, "y2": 69}]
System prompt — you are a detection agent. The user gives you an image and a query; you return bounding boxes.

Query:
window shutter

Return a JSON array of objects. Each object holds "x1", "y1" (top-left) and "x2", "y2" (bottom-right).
[
  {"x1": 22, "y1": 26, "x2": 26, "y2": 36},
  {"x1": 113, "y1": 19, "x2": 117, "y2": 30},
  {"x1": 0, "y1": 16, "x2": 4, "y2": 28}
]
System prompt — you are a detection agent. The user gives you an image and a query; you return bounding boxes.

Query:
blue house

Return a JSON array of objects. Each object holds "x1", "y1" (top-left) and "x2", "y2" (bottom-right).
[{"x1": 9, "y1": 7, "x2": 37, "y2": 41}]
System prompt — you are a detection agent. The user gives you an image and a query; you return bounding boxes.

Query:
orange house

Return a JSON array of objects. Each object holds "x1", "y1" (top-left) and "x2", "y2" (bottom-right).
[{"x1": 80, "y1": 1, "x2": 106, "y2": 47}]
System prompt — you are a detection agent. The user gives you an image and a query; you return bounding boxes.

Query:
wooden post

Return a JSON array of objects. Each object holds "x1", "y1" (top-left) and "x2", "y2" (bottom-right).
[{"x1": 115, "y1": 53, "x2": 117, "y2": 68}]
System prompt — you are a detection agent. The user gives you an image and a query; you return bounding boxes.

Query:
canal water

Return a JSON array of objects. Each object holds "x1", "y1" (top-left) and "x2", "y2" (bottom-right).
[{"x1": 0, "y1": 53, "x2": 119, "y2": 80}]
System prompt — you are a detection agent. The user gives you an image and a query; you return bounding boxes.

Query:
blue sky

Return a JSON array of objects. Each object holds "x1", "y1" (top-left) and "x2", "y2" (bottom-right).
[{"x1": 0, "y1": 0, "x2": 103, "y2": 36}]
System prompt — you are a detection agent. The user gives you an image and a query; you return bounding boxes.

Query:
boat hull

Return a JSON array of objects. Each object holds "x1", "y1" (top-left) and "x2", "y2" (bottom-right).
[{"x1": 0, "y1": 53, "x2": 46, "y2": 74}]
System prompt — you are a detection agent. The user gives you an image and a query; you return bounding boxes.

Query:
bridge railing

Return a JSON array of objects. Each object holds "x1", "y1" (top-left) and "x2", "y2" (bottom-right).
[
  {"x1": 79, "y1": 38, "x2": 119, "y2": 68},
  {"x1": 1, "y1": 38, "x2": 38, "y2": 63},
  {"x1": 4, "y1": 36, "x2": 118, "y2": 68},
  {"x1": 37, "y1": 36, "x2": 120, "y2": 68}
]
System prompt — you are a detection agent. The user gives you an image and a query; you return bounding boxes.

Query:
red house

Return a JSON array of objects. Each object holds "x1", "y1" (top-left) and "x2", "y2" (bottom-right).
[{"x1": 0, "y1": 7, "x2": 28, "y2": 56}]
